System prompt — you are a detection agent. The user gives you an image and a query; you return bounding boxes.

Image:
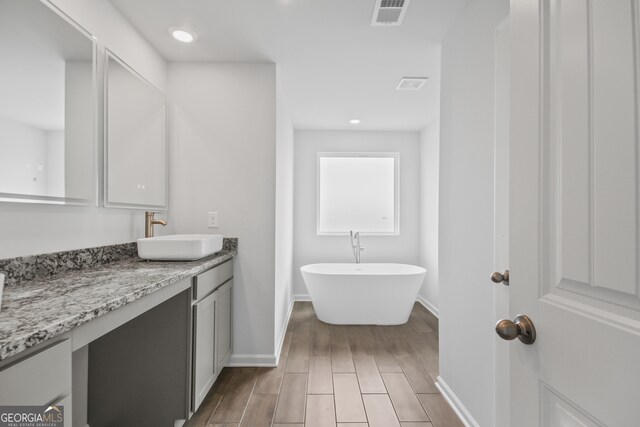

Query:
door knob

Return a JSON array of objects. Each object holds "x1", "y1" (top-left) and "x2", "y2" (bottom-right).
[
  {"x1": 491, "y1": 270, "x2": 509, "y2": 285},
  {"x1": 495, "y1": 314, "x2": 536, "y2": 344}
]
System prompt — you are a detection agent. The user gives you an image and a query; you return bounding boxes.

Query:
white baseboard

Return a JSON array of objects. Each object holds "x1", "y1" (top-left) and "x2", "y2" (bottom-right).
[
  {"x1": 229, "y1": 295, "x2": 297, "y2": 368},
  {"x1": 293, "y1": 293, "x2": 311, "y2": 301},
  {"x1": 435, "y1": 376, "x2": 480, "y2": 427},
  {"x1": 227, "y1": 353, "x2": 278, "y2": 367},
  {"x1": 416, "y1": 295, "x2": 439, "y2": 318},
  {"x1": 274, "y1": 296, "x2": 295, "y2": 366}
]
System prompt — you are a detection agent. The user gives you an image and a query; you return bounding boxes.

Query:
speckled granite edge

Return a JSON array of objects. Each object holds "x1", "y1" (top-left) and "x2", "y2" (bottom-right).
[
  {"x1": 0, "y1": 250, "x2": 236, "y2": 361},
  {"x1": 222, "y1": 237, "x2": 238, "y2": 252},
  {"x1": 0, "y1": 243, "x2": 138, "y2": 287},
  {"x1": 0, "y1": 237, "x2": 238, "y2": 287}
]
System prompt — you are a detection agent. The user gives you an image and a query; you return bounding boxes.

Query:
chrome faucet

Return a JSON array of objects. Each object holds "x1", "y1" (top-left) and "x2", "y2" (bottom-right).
[
  {"x1": 145, "y1": 211, "x2": 167, "y2": 238},
  {"x1": 350, "y1": 230, "x2": 365, "y2": 264}
]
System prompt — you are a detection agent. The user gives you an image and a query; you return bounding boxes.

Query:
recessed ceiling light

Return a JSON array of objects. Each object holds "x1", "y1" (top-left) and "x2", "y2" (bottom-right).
[
  {"x1": 350, "y1": 119, "x2": 361, "y2": 124},
  {"x1": 169, "y1": 27, "x2": 197, "y2": 43}
]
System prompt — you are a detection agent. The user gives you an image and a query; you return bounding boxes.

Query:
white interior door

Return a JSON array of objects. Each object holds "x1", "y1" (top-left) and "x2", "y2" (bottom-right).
[
  {"x1": 494, "y1": 17, "x2": 511, "y2": 427},
  {"x1": 509, "y1": 1, "x2": 640, "y2": 426}
]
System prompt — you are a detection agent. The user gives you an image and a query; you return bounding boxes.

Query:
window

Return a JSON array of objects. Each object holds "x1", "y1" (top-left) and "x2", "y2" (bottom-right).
[{"x1": 317, "y1": 152, "x2": 399, "y2": 235}]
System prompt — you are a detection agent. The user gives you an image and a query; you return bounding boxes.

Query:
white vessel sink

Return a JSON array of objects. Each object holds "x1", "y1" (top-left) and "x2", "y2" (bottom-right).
[{"x1": 137, "y1": 234, "x2": 224, "y2": 261}]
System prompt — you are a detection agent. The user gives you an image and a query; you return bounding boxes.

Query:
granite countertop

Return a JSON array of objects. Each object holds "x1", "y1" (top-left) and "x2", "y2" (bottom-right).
[{"x1": 0, "y1": 251, "x2": 235, "y2": 361}]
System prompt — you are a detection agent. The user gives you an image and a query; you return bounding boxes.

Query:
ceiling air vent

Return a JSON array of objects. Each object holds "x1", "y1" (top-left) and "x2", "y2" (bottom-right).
[
  {"x1": 371, "y1": 0, "x2": 412, "y2": 26},
  {"x1": 396, "y1": 77, "x2": 428, "y2": 90}
]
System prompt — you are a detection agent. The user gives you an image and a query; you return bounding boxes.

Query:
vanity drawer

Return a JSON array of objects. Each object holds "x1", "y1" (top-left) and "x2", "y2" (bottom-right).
[
  {"x1": 0, "y1": 339, "x2": 72, "y2": 406},
  {"x1": 193, "y1": 260, "x2": 233, "y2": 300}
]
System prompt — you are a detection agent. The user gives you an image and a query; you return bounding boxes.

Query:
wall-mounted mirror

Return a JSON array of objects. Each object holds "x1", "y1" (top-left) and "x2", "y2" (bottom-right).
[
  {"x1": 104, "y1": 50, "x2": 167, "y2": 209},
  {"x1": 0, "y1": 0, "x2": 96, "y2": 205}
]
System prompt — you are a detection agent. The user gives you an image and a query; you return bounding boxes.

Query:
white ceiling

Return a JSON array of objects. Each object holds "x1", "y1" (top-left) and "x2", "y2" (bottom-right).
[{"x1": 109, "y1": 0, "x2": 469, "y2": 131}]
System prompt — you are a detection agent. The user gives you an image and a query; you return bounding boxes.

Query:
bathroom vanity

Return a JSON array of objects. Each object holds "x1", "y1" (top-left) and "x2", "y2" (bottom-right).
[{"x1": 0, "y1": 244, "x2": 235, "y2": 427}]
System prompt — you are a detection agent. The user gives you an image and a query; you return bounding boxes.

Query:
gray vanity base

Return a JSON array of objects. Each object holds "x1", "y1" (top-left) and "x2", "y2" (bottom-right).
[
  {"x1": 89, "y1": 287, "x2": 191, "y2": 427},
  {"x1": 0, "y1": 248, "x2": 236, "y2": 427}
]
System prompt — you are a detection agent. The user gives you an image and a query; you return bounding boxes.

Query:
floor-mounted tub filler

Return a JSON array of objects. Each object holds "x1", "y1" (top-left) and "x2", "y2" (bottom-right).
[{"x1": 300, "y1": 263, "x2": 426, "y2": 325}]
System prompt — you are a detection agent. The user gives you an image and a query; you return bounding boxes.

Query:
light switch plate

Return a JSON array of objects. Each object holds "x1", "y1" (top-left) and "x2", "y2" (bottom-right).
[{"x1": 207, "y1": 212, "x2": 219, "y2": 228}]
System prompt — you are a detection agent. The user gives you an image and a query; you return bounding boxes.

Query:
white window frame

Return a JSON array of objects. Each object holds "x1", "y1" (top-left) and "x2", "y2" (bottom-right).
[{"x1": 316, "y1": 152, "x2": 400, "y2": 236}]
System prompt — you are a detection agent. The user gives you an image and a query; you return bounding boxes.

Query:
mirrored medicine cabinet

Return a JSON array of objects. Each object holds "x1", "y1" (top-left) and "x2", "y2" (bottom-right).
[
  {"x1": 104, "y1": 50, "x2": 167, "y2": 210},
  {"x1": 0, "y1": 0, "x2": 168, "y2": 209},
  {"x1": 0, "y1": 0, "x2": 97, "y2": 205}
]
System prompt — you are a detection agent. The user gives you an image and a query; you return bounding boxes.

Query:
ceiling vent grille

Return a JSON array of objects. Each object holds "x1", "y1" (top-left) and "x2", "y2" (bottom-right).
[
  {"x1": 371, "y1": 0, "x2": 411, "y2": 26},
  {"x1": 396, "y1": 77, "x2": 428, "y2": 90}
]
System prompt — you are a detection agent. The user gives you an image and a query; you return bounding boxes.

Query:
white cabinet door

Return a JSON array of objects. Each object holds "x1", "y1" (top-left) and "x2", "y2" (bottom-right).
[
  {"x1": 215, "y1": 280, "x2": 233, "y2": 372},
  {"x1": 0, "y1": 339, "x2": 72, "y2": 405},
  {"x1": 192, "y1": 291, "x2": 216, "y2": 412},
  {"x1": 509, "y1": 1, "x2": 640, "y2": 425},
  {"x1": 0, "y1": 339, "x2": 72, "y2": 426}
]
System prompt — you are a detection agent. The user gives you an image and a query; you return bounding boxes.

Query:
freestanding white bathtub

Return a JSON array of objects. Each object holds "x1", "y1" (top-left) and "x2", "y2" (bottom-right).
[{"x1": 300, "y1": 263, "x2": 427, "y2": 325}]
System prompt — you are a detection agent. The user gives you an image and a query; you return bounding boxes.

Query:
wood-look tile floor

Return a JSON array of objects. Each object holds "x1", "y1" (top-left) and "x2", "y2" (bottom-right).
[{"x1": 186, "y1": 301, "x2": 463, "y2": 427}]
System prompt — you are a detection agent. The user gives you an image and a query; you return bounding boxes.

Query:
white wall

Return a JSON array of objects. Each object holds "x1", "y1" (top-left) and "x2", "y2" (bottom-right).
[
  {"x1": 274, "y1": 65, "x2": 295, "y2": 358},
  {"x1": 293, "y1": 130, "x2": 421, "y2": 296},
  {"x1": 419, "y1": 121, "x2": 440, "y2": 315},
  {"x1": 167, "y1": 62, "x2": 278, "y2": 364},
  {"x1": 437, "y1": 1, "x2": 509, "y2": 426},
  {"x1": 0, "y1": 0, "x2": 167, "y2": 258}
]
